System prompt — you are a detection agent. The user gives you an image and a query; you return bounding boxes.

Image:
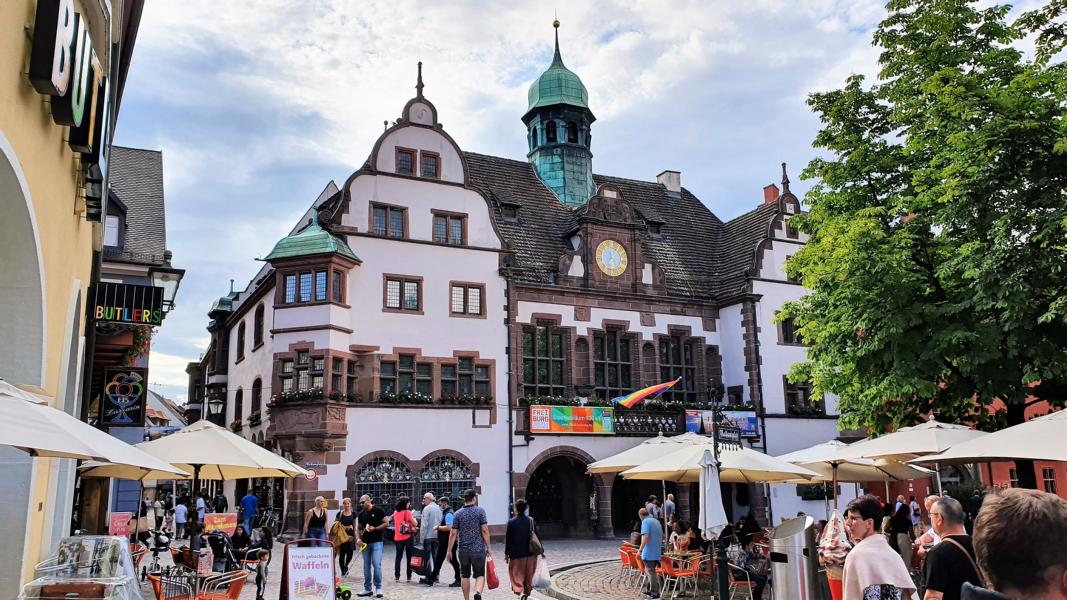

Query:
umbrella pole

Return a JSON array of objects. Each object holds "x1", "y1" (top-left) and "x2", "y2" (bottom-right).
[
  {"x1": 832, "y1": 463, "x2": 839, "y2": 511},
  {"x1": 884, "y1": 481, "x2": 890, "y2": 503},
  {"x1": 935, "y1": 463, "x2": 943, "y2": 495}
]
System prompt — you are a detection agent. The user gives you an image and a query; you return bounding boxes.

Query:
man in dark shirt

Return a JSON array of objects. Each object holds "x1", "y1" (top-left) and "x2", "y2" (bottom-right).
[
  {"x1": 924, "y1": 497, "x2": 981, "y2": 600},
  {"x1": 356, "y1": 495, "x2": 387, "y2": 598},
  {"x1": 445, "y1": 489, "x2": 490, "y2": 600}
]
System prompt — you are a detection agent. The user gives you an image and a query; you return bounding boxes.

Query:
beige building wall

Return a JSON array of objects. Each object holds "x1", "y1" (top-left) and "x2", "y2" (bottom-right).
[{"x1": 0, "y1": 0, "x2": 107, "y2": 594}]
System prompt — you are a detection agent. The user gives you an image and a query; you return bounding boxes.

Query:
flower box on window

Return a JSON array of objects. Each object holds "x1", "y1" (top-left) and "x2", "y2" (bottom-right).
[
  {"x1": 229, "y1": 419, "x2": 243, "y2": 432},
  {"x1": 247, "y1": 411, "x2": 262, "y2": 426},
  {"x1": 278, "y1": 387, "x2": 324, "y2": 404}
]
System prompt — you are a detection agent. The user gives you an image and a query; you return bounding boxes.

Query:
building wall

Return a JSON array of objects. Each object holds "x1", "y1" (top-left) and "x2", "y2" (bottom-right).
[
  {"x1": 0, "y1": 0, "x2": 108, "y2": 592},
  {"x1": 718, "y1": 304, "x2": 746, "y2": 404}
]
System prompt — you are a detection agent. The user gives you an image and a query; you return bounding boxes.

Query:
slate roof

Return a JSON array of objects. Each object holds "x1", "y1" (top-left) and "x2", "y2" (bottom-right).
[
  {"x1": 463, "y1": 152, "x2": 780, "y2": 302},
  {"x1": 108, "y1": 146, "x2": 167, "y2": 265}
]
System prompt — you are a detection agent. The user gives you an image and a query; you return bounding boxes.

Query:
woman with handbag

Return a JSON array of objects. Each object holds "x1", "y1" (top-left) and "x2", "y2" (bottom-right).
[
  {"x1": 392, "y1": 497, "x2": 418, "y2": 582},
  {"x1": 504, "y1": 499, "x2": 543, "y2": 599},
  {"x1": 334, "y1": 498, "x2": 357, "y2": 577}
]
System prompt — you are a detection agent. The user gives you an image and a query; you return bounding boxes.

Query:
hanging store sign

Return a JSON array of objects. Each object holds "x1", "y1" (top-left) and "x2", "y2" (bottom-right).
[
  {"x1": 100, "y1": 367, "x2": 148, "y2": 427},
  {"x1": 204, "y1": 513, "x2": 238, "y2": 536},
  {"x1": 28, "y1": 0, "x2": 107, "y2": 163},
  {"x1": 684, "y1": 410, "x2": 759, "y2": 438},
  {"x1": 92, "y1": 282, "x2": 164, "y2": 326},
  {"x1": 529, "y1": 405, "x2": 615, "y2": 435}
]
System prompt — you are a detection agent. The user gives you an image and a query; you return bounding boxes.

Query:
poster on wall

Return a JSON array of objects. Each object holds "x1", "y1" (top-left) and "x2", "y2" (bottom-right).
[
  {"x1": 203, "y1": 513, "x2": 238, "y2": 536},
  {"x1": 529, "y1": 405, "x2": 615, "y2": 435},
  {"x1": 684, "y1": 410, "x2": 760, "y2": 438},
  {"x1": 100, "y1": 367, "x2": 148, "y2": 427}
]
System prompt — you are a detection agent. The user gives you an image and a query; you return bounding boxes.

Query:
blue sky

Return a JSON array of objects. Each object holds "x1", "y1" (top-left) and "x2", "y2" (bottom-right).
[{"x1": 114, "y1": 1, "x2": 906, "y2": 403}]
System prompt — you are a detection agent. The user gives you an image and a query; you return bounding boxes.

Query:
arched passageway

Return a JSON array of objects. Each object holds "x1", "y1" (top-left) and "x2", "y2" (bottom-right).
[{"x1": 526, "y1": 456, "x2": 596, "y2": 538}]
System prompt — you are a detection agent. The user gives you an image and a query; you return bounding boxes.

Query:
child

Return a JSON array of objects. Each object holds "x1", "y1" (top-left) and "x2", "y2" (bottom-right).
[{"x1": 164, "y1": 510, "x2": 175, "y2": 533}]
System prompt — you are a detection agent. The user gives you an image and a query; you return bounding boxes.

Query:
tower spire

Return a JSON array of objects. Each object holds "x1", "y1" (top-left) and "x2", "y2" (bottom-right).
[
  {"x1": 781, "y1": 162, "x2": 790, "y2": 194},
  {"x1": 416, "y1": 61, "x2": 424, "y2": 98},
  {"x1": 552, "y1": 18, "x2": 564, "y2": 66}
]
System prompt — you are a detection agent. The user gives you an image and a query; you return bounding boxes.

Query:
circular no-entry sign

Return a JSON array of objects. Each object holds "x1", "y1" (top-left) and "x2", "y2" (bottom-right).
[{"x1": 304, "y1": 469, "x2": 317, "y2": 481}]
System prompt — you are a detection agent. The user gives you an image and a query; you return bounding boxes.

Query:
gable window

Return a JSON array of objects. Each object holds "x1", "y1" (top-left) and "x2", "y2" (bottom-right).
[
  {"x1": 433, "y1": 213, "x2": 466, "y2": 245},
  {"x1": 284, "y1": 275, "x2": 297, "y2": 303},
  {"x1": 594, "y1": 330, "x2": 633, "y2": 400},
  {"x1": 566, "y1": 121, "x2": 578, "y2": 144},
  {"x1": 521, "y1": 324, "x2": 566, "y2": 398},
  {"x1": 450, "y1": 283, "x2": 484, "y2": 316},
  {"x1": 371, "y1": 204, "x2": 406, "y2": 238},
  {"x1": 104, "y1": 215, "x2": 121, "y2": 247},
  {"x1": 780, "y1": 316, "x2": 805, "y2": 345},
  {"x1": 502, "y1": 205, "x2": 519, "y2": 222},
  {"x1": 253, "y1": 304, "x2": 264, "y2": 347},
  {"x1": 332, "y1": 271, "x2": 344, "y2": 303},
  {"x1": 659, "y1": 334, "x2": 698, "y2": 403},
  {"x1": 396, "y1": 148, "x2": 415, "y2": 175},
  {"x1": 785, "y1": 378, "x2": 820, "y2": 415},
  {"x1": 545, "y1": 121, "x2": 557, "y2": 143},
  {"x1": 648, "y1": 223, "x2": 663, "y2": 239},
  {"x1": 421, "y1": 152, "x2": 440, "y2": 179},
  {"x1": 236, "y1": 322, "x2": 246, "y2": 360},
  {"x1": 384, "y1": 276, "x2": 422, "y2": 312}
]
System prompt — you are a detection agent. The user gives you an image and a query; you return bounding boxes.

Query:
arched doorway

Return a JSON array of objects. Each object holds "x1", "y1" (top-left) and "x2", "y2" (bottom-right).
[
  {"x1": 0, "y1": 133, "x2": 46, "y2": 598},
  {"x1": 526, "y1": 456, "x2": 595, "y2": 538}
]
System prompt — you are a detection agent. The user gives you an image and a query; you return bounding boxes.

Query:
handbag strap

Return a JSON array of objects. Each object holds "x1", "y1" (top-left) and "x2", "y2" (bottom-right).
[{"x1": 942, "y1": 536, "x2": 985, "y2": 588}]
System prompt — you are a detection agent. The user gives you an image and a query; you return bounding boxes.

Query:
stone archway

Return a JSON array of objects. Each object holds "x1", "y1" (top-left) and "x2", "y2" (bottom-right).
[
  {"x1": 518, "y1": 447, "x2": 601, "y2": 539},
  {"x1": 0, "y1": 133, "x2": 46, "y2": 598}
]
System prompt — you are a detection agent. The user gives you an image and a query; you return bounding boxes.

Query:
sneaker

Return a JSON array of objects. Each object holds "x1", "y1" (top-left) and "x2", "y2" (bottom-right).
[
  {"x1": 474, "y1": 594, "x2": 482, "y2": 600},
  {"x1": 356, "y1": 593, "x2": 372, "y2": 598},
  {"x1": 449, "y1": 581, "x2": 461, "y2": 588},
  {"x1": 375, "y1": 590, "x2": 383, "y2": 599}
]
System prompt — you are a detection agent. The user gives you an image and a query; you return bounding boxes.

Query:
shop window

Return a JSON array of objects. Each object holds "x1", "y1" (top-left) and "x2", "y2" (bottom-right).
[
  {"x1": 450, "y1": 283, "x2": 483, "y2": 316},
  {"x1": 433, "y1": 214, "x2": 466, "y2": 245},
  {"x1": 594, "y1": 330, "x2": 633, "y2": 400},
  {"x1": 384, "y1": 276, "x2": 421, "y2": 312},
  {"x1": 522, "y1": 324, "x2": 566, "y2": 398},
  {"x1": 421, "y1": 152, "x2": 440, "y2": 179},
  {"x1": 659, "y1": 334, "x2": 698, "y2": 403},
  {"x1": 354, "y1": 458, "x2": 416, "y2": 514},
  {"x1": 396, "y1": 149, "x2": 415, "y2": 175},
  {"x1": 372, "y1": 204, "x2": 406, "y2": 238}
]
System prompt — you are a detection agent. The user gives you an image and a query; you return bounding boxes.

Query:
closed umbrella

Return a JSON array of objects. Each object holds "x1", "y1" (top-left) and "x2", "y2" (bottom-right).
[
  {"x1": 912, "y1": 409, "x2": 1067, "y2": 464},
  {"x1": 0, "y1": 381, "x2": 188, "y2": 474},
  {"x1": 621, "y1": 443, "x2": 820, "y2": 484},
  {"x1": 697, "y1": 449, "x2": 729, "y2": 540}
]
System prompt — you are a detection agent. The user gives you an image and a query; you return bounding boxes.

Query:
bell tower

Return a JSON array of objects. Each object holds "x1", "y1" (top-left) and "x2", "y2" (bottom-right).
[{"x1": 523, "y1": 20, "x2": 596, "y2": 208}]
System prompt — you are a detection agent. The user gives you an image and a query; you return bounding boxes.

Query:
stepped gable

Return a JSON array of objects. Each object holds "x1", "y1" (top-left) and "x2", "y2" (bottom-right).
[
  {"x1": 718, "y1": 202, "x2": 780, "y2": 299},
  {"x1": 465, "y1": 151, "x2": 734, "y2": 299}
]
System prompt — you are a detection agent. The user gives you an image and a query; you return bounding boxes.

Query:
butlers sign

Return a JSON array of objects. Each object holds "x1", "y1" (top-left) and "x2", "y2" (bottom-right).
[
  {"x1": 28, "y1": 0, "x2": 107, "y2": 164},
  {"x1": 93, "y1": 282, "x2": 164, "y2": 327}
]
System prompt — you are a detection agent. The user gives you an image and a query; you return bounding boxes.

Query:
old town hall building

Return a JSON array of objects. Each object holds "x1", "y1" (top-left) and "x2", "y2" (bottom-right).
[{"x1": 187, "y1": 25, "x2": 845, "y2": 536}]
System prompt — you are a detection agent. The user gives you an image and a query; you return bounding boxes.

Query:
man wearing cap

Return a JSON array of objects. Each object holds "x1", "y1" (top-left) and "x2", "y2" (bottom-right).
[
  {"x1": 446, "y1": 489, "x2": 491, "y2": 600},
  {"x1": 419, "y1": 492, "x2": 443, "y2": 585}
]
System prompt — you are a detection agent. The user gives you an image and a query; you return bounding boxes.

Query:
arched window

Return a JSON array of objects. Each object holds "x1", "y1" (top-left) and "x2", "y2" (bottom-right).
[
  {"x1": 419, "y1": 456, "x2": 475, "y2": 503},
  {"x1": 546, "y1": 121, "x2": 557, "y2": 143},
  {"x1": 251, "y1": 378, "x2": 262, "y2": 414},
  {"x1": 530, "y1": 126, "x2": 538, "y2": 149},
  {"x1": 236, "y1": 321, "x2": 246, "y2": 360},
  {"x1": 253, "y1": 304, "x2": 264, "y2": 347},
  {"x1": 354, "y1": 458, "x2": 415, "y2": 513},
  {"x1": 233, "y1": 388, "x2": 244, "y2": 422},
  {"x1": 567, "y1": 121, "x2": 578, "y2": 144}
]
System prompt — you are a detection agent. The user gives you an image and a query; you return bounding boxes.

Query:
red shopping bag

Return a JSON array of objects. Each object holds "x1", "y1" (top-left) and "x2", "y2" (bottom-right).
[{"x1": 486, "y1": 556, "x2": 500, "y2": 590}]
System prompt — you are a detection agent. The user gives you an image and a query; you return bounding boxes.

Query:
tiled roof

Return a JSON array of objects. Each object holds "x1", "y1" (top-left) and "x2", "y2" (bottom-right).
[
  {"x1": 464, "y1": 152, "x2": 779, "y2": 301},
  {"x1": 108, "y1": 146, "x2": 167, "y2": 265}
]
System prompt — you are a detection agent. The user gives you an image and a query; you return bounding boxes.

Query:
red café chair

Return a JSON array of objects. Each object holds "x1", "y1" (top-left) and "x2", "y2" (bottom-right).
[{"x1": 198, "y1": 570, "x2": 247, "y2": 600}]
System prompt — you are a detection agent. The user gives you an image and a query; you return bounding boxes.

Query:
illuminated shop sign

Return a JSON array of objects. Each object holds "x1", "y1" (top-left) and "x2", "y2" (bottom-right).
[{"x1": 92, "y1": 282, "x2": 164, "y2": 326}]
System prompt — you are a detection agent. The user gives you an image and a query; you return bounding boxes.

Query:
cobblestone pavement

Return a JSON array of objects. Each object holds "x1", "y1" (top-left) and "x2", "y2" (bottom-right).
[{"x1": 139, "y1": 538, "x2": 621, "y2": 600}]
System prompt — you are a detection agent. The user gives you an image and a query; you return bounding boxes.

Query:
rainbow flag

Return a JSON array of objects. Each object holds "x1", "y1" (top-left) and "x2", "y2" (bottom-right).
[{"x1": 612, "y1": 378, "x2": 682, "y2": 409}]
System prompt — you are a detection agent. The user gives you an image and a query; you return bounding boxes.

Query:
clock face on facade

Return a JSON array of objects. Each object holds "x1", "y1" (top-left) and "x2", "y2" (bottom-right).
[{"x1": 595, "y1": 239, "x2": 628, "y2": 277}]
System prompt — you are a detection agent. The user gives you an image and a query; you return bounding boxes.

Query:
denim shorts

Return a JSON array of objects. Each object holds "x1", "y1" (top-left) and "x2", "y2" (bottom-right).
[{"x1": 457, "y1": 549, "x2": 486, "y2": 579}]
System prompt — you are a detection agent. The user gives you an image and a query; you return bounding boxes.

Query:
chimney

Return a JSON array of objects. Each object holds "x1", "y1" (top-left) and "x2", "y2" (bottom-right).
[
  {"x1": 763, "y1": 183, "x2": 780, "y2": 204},
  {"x1": 657, "y1": 170, "x2": 681, "y2": 194}
]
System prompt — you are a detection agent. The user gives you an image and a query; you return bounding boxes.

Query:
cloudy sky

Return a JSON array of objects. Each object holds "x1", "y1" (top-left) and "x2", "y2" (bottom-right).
[{"x1": 110, "y1": 0, "x2": 1034, "y2": 403}]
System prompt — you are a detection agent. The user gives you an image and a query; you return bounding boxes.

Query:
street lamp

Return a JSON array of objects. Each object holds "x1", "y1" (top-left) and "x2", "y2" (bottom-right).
[
  {"x1": 207, "y1": 395, "x2": 225, "y2": 420},
  {"x1": 149, "y1": 251, "x2": 184, "y2": 314}
]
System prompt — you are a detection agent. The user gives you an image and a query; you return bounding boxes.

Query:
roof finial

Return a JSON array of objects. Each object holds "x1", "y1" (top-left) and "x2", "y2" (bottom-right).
[
  {"x1": 781, "y1": 162, "x2": 790, "y2": 193},
  {"x1": 552, "y1": 17, "x2": 564, "y2": 67},
  {"x1": 229, "y1": 279, "x2": 234, "y2": 294},
  {"x1": 416, "y1": 61, "x2": 424, "y2": 98}
]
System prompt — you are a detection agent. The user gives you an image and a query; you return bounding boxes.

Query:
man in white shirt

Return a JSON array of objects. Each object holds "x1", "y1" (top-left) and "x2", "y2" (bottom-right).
[{"x1": 196, "y1": 493, "x2": 207, "y2": 524}]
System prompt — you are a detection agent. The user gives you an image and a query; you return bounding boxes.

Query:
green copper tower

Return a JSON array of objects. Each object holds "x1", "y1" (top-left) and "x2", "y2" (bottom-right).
[{"x1": 523, "y1": 20, "x2": 596, "y2": 208}]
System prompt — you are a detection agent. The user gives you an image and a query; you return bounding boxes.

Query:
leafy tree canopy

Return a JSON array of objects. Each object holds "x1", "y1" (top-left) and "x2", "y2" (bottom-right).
[{"x1": 781, "y1": 0, "x2": 1067, "y2": 435}]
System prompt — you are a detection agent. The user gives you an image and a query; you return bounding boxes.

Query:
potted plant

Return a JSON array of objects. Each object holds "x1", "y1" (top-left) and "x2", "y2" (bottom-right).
[
  {"x1": 247, "y1": 410, "x2": 262, "y2": 426},
  {"x1": 229, "y1": 419, "x2": 243, "y2": 432}
]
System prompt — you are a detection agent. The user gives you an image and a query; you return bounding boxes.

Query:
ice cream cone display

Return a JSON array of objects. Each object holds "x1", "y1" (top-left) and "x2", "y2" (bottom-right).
[{"x1": 819, "y1": 510, "x2": 851, "y2": 600}]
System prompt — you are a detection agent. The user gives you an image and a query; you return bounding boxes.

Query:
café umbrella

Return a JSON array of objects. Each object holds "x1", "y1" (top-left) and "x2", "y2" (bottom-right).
[
  {"x1": 0, "y1": 380, "x2": 188, "y2": 474},
  {"x1": 586, "y1": 431, "x2": 709, "y2": 474},
  {"x1": 136, "y1": 419, "x2": 309, "y2": 497},
  {"x1": 621, "y1": 443, "x2": 820, "y2": 484},
  {"x1": 912, "y1": 409, "x2": 1067, "y2": 465}
]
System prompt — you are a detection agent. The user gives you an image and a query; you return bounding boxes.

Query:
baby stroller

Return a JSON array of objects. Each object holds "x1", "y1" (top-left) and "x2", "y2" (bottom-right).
[
  {"x1": 140, "y1": 527, "x2": 172, "y2": 581},
  {"x1": 205, "y1": 531, "x2": 240, "y2": 573}
]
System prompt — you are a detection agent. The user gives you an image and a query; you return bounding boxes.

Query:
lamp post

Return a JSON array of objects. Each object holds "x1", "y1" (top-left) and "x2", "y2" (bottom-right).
[
  {"x1": 712, "y1": 402, "x2": 742, "y2": 600},
  {"x1": 206, "y1": 394, "x2": 225, "y2": 426}
]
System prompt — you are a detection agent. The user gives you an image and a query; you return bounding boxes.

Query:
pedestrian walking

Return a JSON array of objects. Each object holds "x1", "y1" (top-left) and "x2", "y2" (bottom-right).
[
  {"x1": 923, "y1": 496, "x2": 981, "y2": 600},
  {"x1": 909, "y1": 496, "x2": 921, "y2": 535},
  {"x1": 240, "y1": 489, "x2": 259, "y2": 533},
  {"x1": 638, "y1": 507, "x2": 663, "y2": 599},
  {"x1": 962, "y1": 488, "x2": 1067, "y2": 600},
  {"x1": 213, "y1": 490, "x2": 229, "y2": 514},
  {"x1": 890, "y1": 501, "x2": 914, "y2": 569},
  {"x1": 841, "y1": 495, "x2": 919, "y2": 600},
  {"x1": 196, "y1": 492, "x2": 207, "y2": 524},
  {"x1": 335, "y1": 498, "x2": 357, "y2": 577},
  {"x1": 418, "y1": 492, "x2": 443, "y2": 585},
  {"x1": 663, "y1": 493, "x2": 676, "y2": 524},
  {"x1": 356, "y1": 494, "x2": 387, "y2": 598},
  {"x1": 913, "y1": 495, "x2": 941, "y2": 563},
  {"x1": 174, "y1": 500, "x2": 188, "y2": 539},
  {"x1": 431, "y1": 497, "x2": 461, "y2": 588},
  {"x1": 153, "y1": 496, "x2": 165, "y2": 530},
  {"x1": 445, "y1": 489, "x2": 491, "y2": 600},
  {"x1": 505, "y1": 498, "x2": 541, "y2": 599},
  {"x1": 645, "y1": 495, "x2": 659, "y2": 520},
  {"x1": 302, "y1": 496, "x2": 329, "y2": 546},
  {"x1": 392, "y1": 497, "x2": 417, "y2": 582}
]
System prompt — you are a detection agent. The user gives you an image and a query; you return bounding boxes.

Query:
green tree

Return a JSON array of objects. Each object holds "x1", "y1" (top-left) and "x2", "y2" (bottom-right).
[{"x1": 781, "y1": 0, "x2": 1067, "y2": 489}]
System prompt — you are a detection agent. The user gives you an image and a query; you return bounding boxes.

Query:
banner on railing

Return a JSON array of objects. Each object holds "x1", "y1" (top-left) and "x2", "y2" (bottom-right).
[
  {"x1": 529, "y1": 405, "x2": 615, "y2": 435},
  {"x1": 684, "y1": 410, "x2": 759, "y2": 438}
]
